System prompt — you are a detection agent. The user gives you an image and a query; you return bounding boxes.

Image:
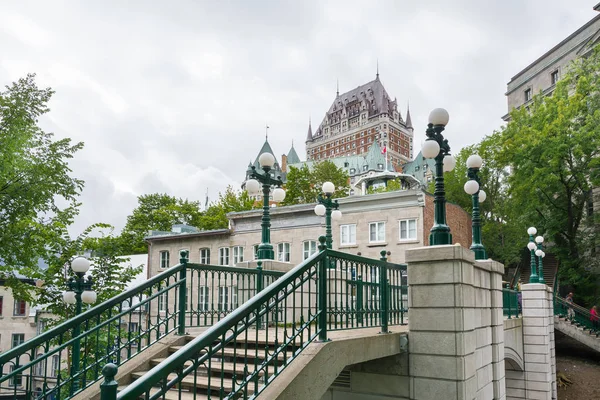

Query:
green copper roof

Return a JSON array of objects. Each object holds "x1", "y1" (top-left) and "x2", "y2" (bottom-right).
[
  {"x1": 253, "y1": 140, "x2": 276, "y2": 166},
  {"x1": 287, "y1": 145, "x2": 301, "y2": 164}
]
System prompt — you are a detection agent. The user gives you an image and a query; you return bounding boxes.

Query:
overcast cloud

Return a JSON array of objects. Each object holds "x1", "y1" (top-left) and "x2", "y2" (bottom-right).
[{"x1": 0, "y1": 0, "x2": 595, "y2": 235}]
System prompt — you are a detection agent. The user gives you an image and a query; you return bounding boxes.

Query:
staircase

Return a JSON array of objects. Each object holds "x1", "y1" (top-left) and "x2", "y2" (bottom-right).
[
  {"x1": 518, "y1": 252, "x2": 559, "y2": 288},
  {"x1": 554, "y1": 295, "x2": 600, "y2": 354},
  {"x1": 122, "y1": 332, "x2": 292, "y2": 399}
]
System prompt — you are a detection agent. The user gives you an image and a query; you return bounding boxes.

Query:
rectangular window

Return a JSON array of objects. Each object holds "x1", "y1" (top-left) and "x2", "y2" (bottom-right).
[
  {"x1": 277, "y1": 243, "x2": 291, "y2": 262},
  {"x1": 129, "y1": 322, "x2": 139, "y2": 346},
  {"x1": 200, "y1": 248, "x2": 210, "y2": 264},
  {"x1": 253, "y1": 245, "x2": 260, "y2": 260},
  {"x1": 10, "y1": 365, "x2": 22, "y2": 386},
  {"x1": 303, "y1": 241, "x2": 317, "y2": 260},
  {"x1": 524, "y1": 88, "x2": 532, "y2": 102},
  {"x1": 218, "y1": 286, "x2": 229, "y2": 311},
  {"x1": 369, "y1": 222, "x2": 386, "y2": 243},
  {"x1": 158, "y1": 293, "x2": 167, "y2": 312},
  {"x1": 231, "y1": 286, "x2": 238, "y2": 309},
  {"x1": 198, "y1": 286, "x2": 209, "y2": 311},
  {"x1": 551, "y1": 70, "x2": 559, "y2": 85},
  {"x1": 159, "y1": 251, "x2": 170, "y2": 269},
  {"x1": 399, "y1": 219, "x2": 417, "y2": 240},
  {"x1": 232, "y1": 246, "x2": 244, "y2": 264},
  {"x1": 340, "y1": 224, "x2": 357, "y2": 245},
  {"x1": 13, "y1": 299, "x2": 26, "y2": 316},
  {"x1": 0, "y1": 296, "x2": 3, "y2": 316},
  {"x1": 51, "y1": 355, "x2": 60, "y2": 378},
  {"x1": 12, "y1": 333, "x2": 24, "y2": 348},
  {"x1": 219, "y1": 247, "x2": 230, "y2": 265}
]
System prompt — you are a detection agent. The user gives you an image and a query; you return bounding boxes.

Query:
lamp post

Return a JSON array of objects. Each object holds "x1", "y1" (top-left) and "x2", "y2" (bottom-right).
[
  {"x1": 422, "y1": 108, "x2": 456, "y2": 245},
  {"x1": 62, "y1": 256, "x2": 97, "y2": 395},
  {"x1": 535, "y1": 236, "x2": 546, "y2": 284},
  {"x1": 464, "y1": 154, "x2": 487, "y2": 260},
  {"x1": 526, "y1": 227, "x2": 539, "y2": 283},
  {"x1": 314, "y1": 181, "x2": 343, "y2": 250},
  {"x1": 245, "y1": 152, "x2": 286, "y2": 260}
]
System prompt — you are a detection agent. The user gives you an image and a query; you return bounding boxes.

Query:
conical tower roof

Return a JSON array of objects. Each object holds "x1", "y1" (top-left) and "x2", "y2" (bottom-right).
[
  {"x1": 306, "y1": 119, "x2": 313, "y2": 142},
  {"x1": 287, "y1": 144, "x2": 301, "y2": 164},
  {"x1": 405, "y1": 104, "x2": 413, "y2": 129},
  {"x1": 253, "y1": 139, "x2": 276, "y2": 166}
]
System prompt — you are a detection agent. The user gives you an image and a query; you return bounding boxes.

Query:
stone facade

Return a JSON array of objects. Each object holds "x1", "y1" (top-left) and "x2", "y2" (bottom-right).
[
  {"x1": 146, "y1": 190, "x2": 473, "y2": 277},
  {"x1": 505, "y1": 284, "x2": 557, "y2": 400},
  {"x1": 504, "y1": 5, "x2": 600, "y2": 119},
  {"x1": 422, "y1": 192, "x2": 473, "y2": 247}
]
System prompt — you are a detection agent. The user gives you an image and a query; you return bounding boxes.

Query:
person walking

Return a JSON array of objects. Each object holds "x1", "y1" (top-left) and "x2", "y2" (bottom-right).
[
  {"x1": 566, "y1": 292, "x2": 575, "y2": 321},
  {"x1": 591, "y1": 305, "x2": 599, "y2": 331}
]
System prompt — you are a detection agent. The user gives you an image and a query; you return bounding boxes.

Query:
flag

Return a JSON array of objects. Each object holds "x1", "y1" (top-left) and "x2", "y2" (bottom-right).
[{"x1": 381, "y1": 145, "x2": 387, "y2": 154}]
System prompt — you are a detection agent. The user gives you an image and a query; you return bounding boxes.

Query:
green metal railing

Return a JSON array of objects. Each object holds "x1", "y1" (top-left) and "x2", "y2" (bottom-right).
[
  {"x1": 107, "y1": 239, "x2": 408, "y2": 400},
  {"x1": 0, "y1": 253, "x2": 283, "y2": 400},
  {"x1": 554, "y1": 295, "x2": 599, "y2": 337},
  {"x1": 502, "y1": 287, "x2": 520, "y2": 318}
]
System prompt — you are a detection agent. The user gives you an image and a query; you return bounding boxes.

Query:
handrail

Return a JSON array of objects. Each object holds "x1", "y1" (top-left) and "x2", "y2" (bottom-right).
[
  {"x1": 502, "y1": 287, "x2": 520, "y2": 318},
  {"x1": 117, "y1": 250, "x2": 327, "y2": 399},
  {"x1": 116, "y1": 244, "x2": 409, "y2": 400},
  {"x1": 554, "y1": 294, "x2": 599, "y2": 336},
  {"x1": 0, "y1": 263, "x2": 184, "y2": 364},
  {"x1": 0, "y1": 259, "x2": 281, "y2": 400},
  {"x1": 188, "y1": 263, "x2": 285, "y2": 277}
]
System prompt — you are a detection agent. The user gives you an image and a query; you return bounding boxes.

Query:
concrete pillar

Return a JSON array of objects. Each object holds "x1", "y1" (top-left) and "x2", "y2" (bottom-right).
[
  {"x1": 406, "y1": 245, "x2": 506, "y2": 400},
  {"x1": 546, "y1": 288, "x2": 557, "y2": 399},
  {"x1": 521, "y1": 284, "x2": 553, "y2": 399},
  {"x1": 480, "y1": 259, "x2": 507, "y2": 400}
]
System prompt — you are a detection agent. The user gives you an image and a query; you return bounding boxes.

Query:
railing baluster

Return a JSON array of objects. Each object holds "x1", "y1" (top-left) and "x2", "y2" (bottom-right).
[{"x1": 318, "y1": 237, "x2": 328, "y2": 342}]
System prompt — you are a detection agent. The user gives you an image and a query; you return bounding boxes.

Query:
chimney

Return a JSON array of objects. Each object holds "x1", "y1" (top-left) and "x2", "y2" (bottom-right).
[{"x1": 281, "y1": 154, "x2": 288, "y2": 173}]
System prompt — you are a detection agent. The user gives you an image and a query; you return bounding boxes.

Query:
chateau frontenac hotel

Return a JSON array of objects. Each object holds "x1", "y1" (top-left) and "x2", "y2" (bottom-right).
[
  {"x1": 305, "y1": 72, "x2": 414, "y2": 170},
  {"x1": 245, "y1": 73, "x2": 432, "y2": 195}
]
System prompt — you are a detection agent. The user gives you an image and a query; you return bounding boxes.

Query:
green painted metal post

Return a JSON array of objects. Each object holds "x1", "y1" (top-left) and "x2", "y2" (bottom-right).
[
  {"x1": 528, "y1": 234, "x2": 539, "y2": 283},
  {"x1": 257, "y1": 182, "x2": 275, "y2": 260},
  {"x1": 316, "y1": 193, "x2": 340, "y2": 268},
  {"x1": 537, "y1": 242, "x2": 545, "y2": 284},
  {"x1": 178, "y1": 250, "x2": 189, "y2": 336},
  {"x1": 426, "y1": 122, "x2": 452, "y2": 245},
  {"x1": 356, "y1": 275, "x2": 364, "y2": 324},
  {"x1": 256, "y1": 261, "x2": 263, "y2": 329},
  {"x1": 467, "y1": 166, "x2": 487, "y2": 260},
  {"x1": 100, "y1": 363, "x2": 118, "y2": 400},
  {"x1": 317, "y1": 236, "x2": 329, "y2": 342},
  {"x1": 379, "y1": 250, "x2": 389, "y2": 334},
  {"x1": 70, "y1": 284, "x2": 83, "y2": 395}
]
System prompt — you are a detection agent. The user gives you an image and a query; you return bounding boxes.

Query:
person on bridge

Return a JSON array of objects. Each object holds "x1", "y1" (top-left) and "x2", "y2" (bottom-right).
[
  {"x1": 566, "y1": 292, "x2": 575, "y2": 321},
  {"x1": 591, "y1": 305, "x2": 598, "y2": 330}
]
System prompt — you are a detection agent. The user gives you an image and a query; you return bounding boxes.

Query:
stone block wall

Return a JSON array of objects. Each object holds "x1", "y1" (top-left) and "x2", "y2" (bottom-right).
[
  {"x1": 405, "y1": 244, "x2": 504, "y2": 399},
  {"x1": 505, "y1": 284, "x2": 557, "y2": 400}
]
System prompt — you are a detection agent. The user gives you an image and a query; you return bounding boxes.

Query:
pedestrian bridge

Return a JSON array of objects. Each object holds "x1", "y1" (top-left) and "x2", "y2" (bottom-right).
[{"x1": 0, "y1": 242, "x2": 560, "y2": 400}]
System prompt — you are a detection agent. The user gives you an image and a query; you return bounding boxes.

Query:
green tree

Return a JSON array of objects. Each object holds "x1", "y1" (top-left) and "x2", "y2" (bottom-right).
[
  {"x1": 498, "y1": 48, "x2": 600, "y2": 304},
  {"x1": 34, "y1": 224, "x2": 142, "y2": 397},
  {"x1": 283, "y1": 161, "x2": 350, "y2": 205},
  {"x1": 367, "y1": 178, "x2": 405, "y2": 194},
  {"x1": 442, "y1": 138, "x2": 524, "y2": 267},
  {"x1": 199, "y1": 186, "x2": 255, "y2": 230},
  {"x1": 119, "y1": 193, "x2": 203, "y2": 254},
  {"x1": 0, "y1": 74, "x2": 84, "y2": 279}
]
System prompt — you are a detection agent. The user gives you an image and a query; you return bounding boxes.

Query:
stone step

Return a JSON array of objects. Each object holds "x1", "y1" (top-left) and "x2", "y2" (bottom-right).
[
  {"x1": 118, "y1": 386, "x2": 207, "y2": 400},
  {"x1": 168, "y1": 345, "x2": 289, "y2": 361},
  {"x1": 150, "y1": 358, "x2": 267, "y2": 376},
  {"x1": 130, "y1": 371, "x2": 256, "y2": 394}
]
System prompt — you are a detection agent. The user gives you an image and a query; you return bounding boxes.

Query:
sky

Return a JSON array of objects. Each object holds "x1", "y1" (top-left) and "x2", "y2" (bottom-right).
[{"x1": 0, "y1": 1, "x2": 596, "y2": 235}]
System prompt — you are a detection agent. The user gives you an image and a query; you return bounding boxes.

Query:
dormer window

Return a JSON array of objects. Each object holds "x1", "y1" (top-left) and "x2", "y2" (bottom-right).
[
  {"x1": 363, "y1": 165, "x2": 368, "y2": 171},
  {"x1": 350, "y1": 168, "x2": 356, "y2": 174},
  {"x1": 378, "y1": 163, "x2": 384, "y2": 169}
]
